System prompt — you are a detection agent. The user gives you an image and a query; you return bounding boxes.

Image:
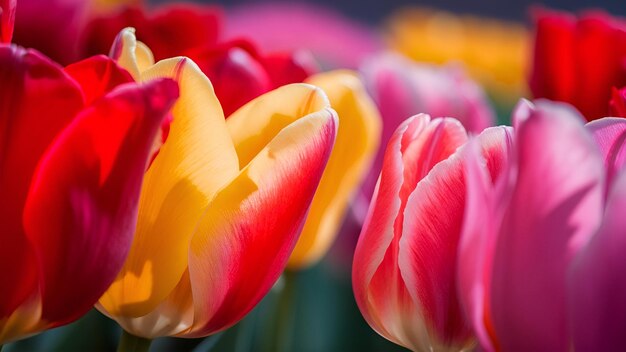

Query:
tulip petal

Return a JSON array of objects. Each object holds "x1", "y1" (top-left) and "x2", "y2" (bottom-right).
[
  {"x1": 185, "y1": 108, "x2": 337, "y2": 336},
  {"x1": 353, "y1": 114, "x2": 467, "y2": 351},
  {"x1": 65, "y1": 55, "x2": 135, "y2": 105},
  {"x1": 457, "y1": 127, "x2": 514, "y2": 352},
  {"x1": 186, "y1": 40, "x2": 272, "y2": 117},
  {"x1": 286, "y1": 71, "x2": 381, "y2": 268},
  {"x1": 226, "y1": 83, "x2": 329, "y2": 168},
  {"x1": 23, "y1": 78, "x2": 178, "y2": 325},
  {"x1": 109, "y1": 27, "x2": 154, "y2": 80},
  {"x1": 0, "y1": 0, "x2": 15, "y2": 43},
  {"x1": 586, "y1": 117, "x2": 626, "y2": 190},
  {"x1": 399, "y1": 127, "x2": 510, "y2": 350},
  {"x1": 569, "y1": 169, "x2": 626, "y2": 351},
  {"x1": 0, "y1": 46, "x2": 83, "y2": 320},
  {"x1": 100, "y1": 55, "x2": 239, "y2": 317},
  {"x1": 490, "y1": 100, "x2": 604, "y2": 351},
  {"x1": 609, "y1": 87, "x2": 626, "y2": 117}
]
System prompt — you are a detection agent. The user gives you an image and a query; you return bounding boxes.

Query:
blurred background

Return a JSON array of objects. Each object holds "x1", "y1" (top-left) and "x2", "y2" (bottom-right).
[
  {"x1": 163, "y1": 0, "x2": 626, "y2": 23},
  {"x1": 6, "y1": 0, "x2": 625, "y2": 351}
]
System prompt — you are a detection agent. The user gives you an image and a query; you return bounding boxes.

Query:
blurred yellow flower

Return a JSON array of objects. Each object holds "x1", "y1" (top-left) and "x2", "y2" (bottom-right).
[{"x1": 386, "y1": 8, "x2": 530, "y2": 106}]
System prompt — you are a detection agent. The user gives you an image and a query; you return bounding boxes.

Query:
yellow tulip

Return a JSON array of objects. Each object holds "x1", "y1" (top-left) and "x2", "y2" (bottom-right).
[
  {"x1": 98, "y1": 28, "x2": 338, "y2": 338},
  {"x1": 386, "y1": 7, "x2": 530, "y2": 105},
  {"x1": 286, "y1": 71, "x2": 382, "y2": 269}
]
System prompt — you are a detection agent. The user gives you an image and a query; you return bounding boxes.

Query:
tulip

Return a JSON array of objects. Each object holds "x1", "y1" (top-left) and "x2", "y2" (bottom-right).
[
  {"x1": 287, "y1": 70, "x2": 381, "y2": 269},
  {"x1": 386, "y1": 8, "x2": 529, "y2": 106},
  {"x1": 458, "y1": 99, "x2": 626, "y2": 351},
  {"x1": 530, "y1": 9, "x2": 626, "y2": 121},
  {"x1": 352, "y1": 112, "x2": 511, "y2": 351},
  {"x1": 0, "y1": 44, "x2": 178, "y2": 343},
  {"x1": 98, "y1": 28, "x2": 337, "y2": 339}
]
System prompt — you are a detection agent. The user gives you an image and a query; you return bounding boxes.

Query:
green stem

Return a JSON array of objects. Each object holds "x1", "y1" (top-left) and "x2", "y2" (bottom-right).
[
  {"x1": 117, "y1": 330, "x2": 152, "y2": 352},
  {"x1": 274, "y1": 270, "x2": 298, "y2": 352}
]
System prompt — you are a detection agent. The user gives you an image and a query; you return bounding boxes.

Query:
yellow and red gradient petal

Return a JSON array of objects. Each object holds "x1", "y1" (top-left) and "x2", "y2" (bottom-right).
[
  {"x1": 185, "y1": 109, "x2": 337, "y2": 337},
  {"x1": 286, "y1": 70, "x2": 381, "y2": 269},
  {"x1": 100, "y1": 56, "x2": 239, "y2": 317},
  {"x1": 225, "y1": 83, "x2": 329, "y2": 168},
  {"x1": 0, "y1": 46, "x2": 83, "y2": 322},
  {"x1": 23, "y1": 78, "x2": 178, "y2": 327}
]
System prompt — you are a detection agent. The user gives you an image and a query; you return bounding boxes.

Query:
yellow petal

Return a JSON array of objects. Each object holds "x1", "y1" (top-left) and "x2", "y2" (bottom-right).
[
  {"x1": 226, "y1": 83, "x2": 330, "y2": 168},
  {"x1": 287, "y1": 70, "x2": 382, "y2": 268},
  {"x1": 100, "y1": 53, "x2": 239, "y2": 317}
]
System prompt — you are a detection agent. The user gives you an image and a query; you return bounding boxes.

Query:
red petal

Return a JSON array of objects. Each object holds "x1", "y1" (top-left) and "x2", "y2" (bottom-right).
[
  {"x1": 187, "y1": 40, "x2": 271, "y2": 117},
  {"x1": 0, "y1": 46, "x2": 83, "y2": 319},
  {"x1": 609, "y1": 86, "x2": 626, "y2": 117},
  {"x1": 64, "y1": 55, "x2": 134, "y2": 106},
  {"x1": 261, "y1": 51, "x2": 319, "y2": 89},
  {"x1": 0, "y1": 0, "x2": 15, "y2": 43},
  {"x1": 23, "y1": 78, "x2": 179, "y2": 325}
]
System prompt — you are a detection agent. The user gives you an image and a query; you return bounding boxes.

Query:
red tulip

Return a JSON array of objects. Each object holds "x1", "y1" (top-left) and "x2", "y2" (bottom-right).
[
  {"x1": 0, "y1": 45, "x2": 178, "y2": 342},
  {"x1": 530, "y1": 8, "x2": 626, "y2": 121},
  {"x1": 459, "y1": 100, "x2": 626, "y2": 351},
  {"x1": 352, "y1": 113, "x2": 511, "y2": 351}
]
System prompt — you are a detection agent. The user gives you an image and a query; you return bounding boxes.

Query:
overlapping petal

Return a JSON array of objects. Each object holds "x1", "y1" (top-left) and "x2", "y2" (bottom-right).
[
  {"x1": 586, "y1": 118, "x2": 626, "y2": 190},
  {"x1": 0, "y1": 46, "x2": 84, "y2": 321},
  {"x1": 284, "y1": 70, "x2": 381, "y2": 268},
  {"x1": 100, "y1": 49, "x2": 239, "y2": 318},
  {"x1": 24, "y1": 78, "x2": 178, "y2": 325},
  {"x1": 187, "y1": 105, "x2": 337, "y2": 336},
  {"x1": 353, "y1": 114, "x2": 469, "y2": 351},
  {"x1": 99, "y1": 28, "x2": 337, "y2": 339}
]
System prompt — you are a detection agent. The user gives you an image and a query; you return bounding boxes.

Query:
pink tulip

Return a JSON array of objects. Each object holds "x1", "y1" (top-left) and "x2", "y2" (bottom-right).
[
  {"x1": 459, "y1": 99, "x2": 626, "y2": 351},
  {"x1": 224, "y1": 2, "x2": 383, "y2": 69},
  {"x1": 352, "y1": 113, "x2": 511, "y2": 351}
]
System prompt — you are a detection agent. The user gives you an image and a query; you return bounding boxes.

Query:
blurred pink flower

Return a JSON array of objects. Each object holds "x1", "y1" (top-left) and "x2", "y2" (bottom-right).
[
  {"x1": 224, "y1": 2, "x2": 383, "y2": 69},
  {"x1": 359, "y1": 53, "x2": 495, "y2": 200}
]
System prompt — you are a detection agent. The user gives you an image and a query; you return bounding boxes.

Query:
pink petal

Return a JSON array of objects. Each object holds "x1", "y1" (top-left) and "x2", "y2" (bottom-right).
[
  {"x1": 490, "y1": 100, "x2": 605, "y2": 351},
  {"x1": 568, "y1": 169, "x2": 626, "y2": 351},
  {"x1": 457, "y1": 127, "x2": 514, "y2": 352},
  {"x1": 353, "y1": 114, "x2": 468, "y2": 350},
  {"x1": 586, "y1": 117, "x2": 626, "y2": 190}
]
